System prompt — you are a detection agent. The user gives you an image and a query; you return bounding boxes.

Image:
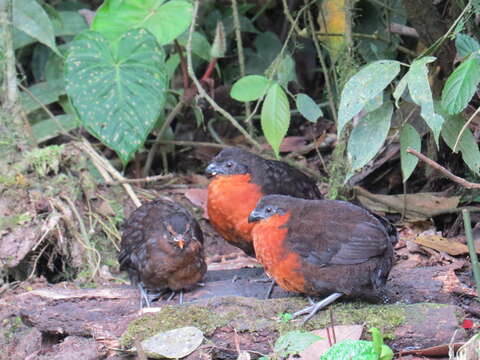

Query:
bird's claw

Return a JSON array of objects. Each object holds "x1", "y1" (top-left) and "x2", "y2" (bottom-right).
[{"x1": 292, "y1": 293, "x2": 343, "y2": 325}]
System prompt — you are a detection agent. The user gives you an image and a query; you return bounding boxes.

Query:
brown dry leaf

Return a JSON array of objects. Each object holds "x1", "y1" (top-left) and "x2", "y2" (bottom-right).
[
  {"x1": 434, "y1": 268, "x2": 476, "y2": 296},
  {"x1": 412, "y1": 234, "x2": 469, "y2": 256},
  {"x1": 207, "y1": 252, "x2": 260, "y2": 270},
  {"x1": 182, "y1": 188, "x2": 208, "y2": 219},
  {"x1": 400, "y1": 343, "x2": 464, "y2": 357},
  {"x1": 293, "y1": 325, "x2": 363, "y2": 360},
  {"x1": 355, "y1": 187, "x2": 460, "y2": 220},
  {"x1": 261, "y1": 136, "x2": 308, "y2": 153}
]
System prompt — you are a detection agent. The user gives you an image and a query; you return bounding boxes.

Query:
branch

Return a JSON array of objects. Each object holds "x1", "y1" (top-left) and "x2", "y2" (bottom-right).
[
  {"x1": 187, "y1": 0, "x2": 262, "y2": 150},
  {"x1": 406, "y1": 147, "x2": 480, "y2": 189}
]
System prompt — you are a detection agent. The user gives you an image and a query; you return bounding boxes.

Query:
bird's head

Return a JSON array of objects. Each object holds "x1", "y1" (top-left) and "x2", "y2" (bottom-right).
[
  {"x1": 163, "y1": 213, "x2": 193, "y2": 250},
  {"x1": 205, "y1": 147, "x2": 259, "y2": 177},
  {"x1": 248, "y1": 195, "x2": 289, "y2": 223}
]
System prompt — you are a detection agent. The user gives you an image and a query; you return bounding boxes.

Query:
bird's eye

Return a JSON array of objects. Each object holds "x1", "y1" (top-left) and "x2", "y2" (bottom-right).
[
  {"x1": 265, "y1": 207, "x2": 272, "y2": 213},
  {"x1": 225, "y1": 161, "x2": 233, "y2": 168}
]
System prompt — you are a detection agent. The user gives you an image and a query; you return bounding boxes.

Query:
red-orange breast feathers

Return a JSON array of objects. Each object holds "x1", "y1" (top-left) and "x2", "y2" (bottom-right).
[
  {"x1": 205, "y1": 147, "x2": 321, "y2": 256},
  {"x1": 249, "y1": 195, "x2": 397, "y2": 299}
]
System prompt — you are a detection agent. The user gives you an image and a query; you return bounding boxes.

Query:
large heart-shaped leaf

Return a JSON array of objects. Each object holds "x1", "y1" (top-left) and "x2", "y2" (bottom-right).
[
  {"x1": 65, "y1": 29, "x2": 167, "y2": 164},
  {"x1": 92, "y1": 0, "x2": 193, "y2": 45}
]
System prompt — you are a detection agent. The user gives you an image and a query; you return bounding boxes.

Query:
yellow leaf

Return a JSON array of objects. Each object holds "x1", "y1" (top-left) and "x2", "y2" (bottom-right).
[{"x1": 317, "y1": 0, "x2": 347, "y2": 62}]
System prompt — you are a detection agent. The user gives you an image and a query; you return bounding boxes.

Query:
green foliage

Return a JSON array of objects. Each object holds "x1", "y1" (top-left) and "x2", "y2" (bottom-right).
[
  {"x1": 441, "y1": 54, "x2": 480, "y2": 115},
  {"x1": 347, "y1": 101, "x2": 393, "y2": 176},
  {"x1": 456, "y1": 33, "x2": 480, "y2": 58},
  {"x1": 230, "y1": 75, "x2": 270, "y2": 102},
  {"x1": 338, "y1": 60, "x2": 401, "y2": 134},
  {"x1": 400, "y1": 124, "x2": 421, "y2": 182},
  {"x1": 92, "y1": 0, "x2": 193, "y2": 45},
  {"x1": 261, "y1": 83, "x2": 290, "y2": 158},
  {"x1": 274, "y1": 330, "x2": 322, "y2": 357},
  {"x1": 440, "y1": 110, "x2": 480, "y2": 175},
  {"x1": 65, "y1": 29, "x2": 167, "y2": 164},
  {"x1": 406, "y1": 57, "x2": 443, "y2": 145},
  {"x1": 13, "y1": 0, "x2": 60, "y2": 55},
  {"x1": 296, "y1": 93, "x2": 323, "y2": 123},
  {"x1": 321, "y1": 328, "x2": 393, "y2": 360}
]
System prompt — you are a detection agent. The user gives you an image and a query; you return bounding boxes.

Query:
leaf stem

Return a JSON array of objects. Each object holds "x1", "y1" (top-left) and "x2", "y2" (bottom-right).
[{"x1": 462, "y1": 209, "x2": 480, "y2": 298}]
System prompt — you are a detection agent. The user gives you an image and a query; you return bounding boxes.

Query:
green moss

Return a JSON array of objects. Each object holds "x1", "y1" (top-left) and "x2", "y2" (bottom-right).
[
  {"x1": 25, "y1": 145, "x2": 64, "y2": 177},
  {"x1": 120, "y1": 297, "x2": 407, "y2": 348}
]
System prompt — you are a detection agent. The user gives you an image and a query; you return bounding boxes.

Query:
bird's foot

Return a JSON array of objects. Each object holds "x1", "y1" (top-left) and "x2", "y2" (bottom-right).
[
  {"x1": 251, "y1": 273, "x2": 272, "y2": 283},
  {"x1": 292, "y1": 293, "x2": 343, "y2": 325},
  {"x1": 165, "y1": 290, "x2": 184, "y2": 304},
  {"x1": 138, "y1": 283, "x2": 163, "y2": 309},
  {"x1": 265, "y1": 279, "x2": 276, "y2": 299}
]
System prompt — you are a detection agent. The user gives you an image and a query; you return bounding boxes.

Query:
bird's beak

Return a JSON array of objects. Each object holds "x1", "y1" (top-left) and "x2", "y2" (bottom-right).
[
  {"x1": 177, "y1": 238, "x2": 185, "y2": 249},
  {"x1": 205, "y1": 163, "x2": 219, "y2": 176},
  {"x1": 248, "y1": 210, "x2": 263, "y2": 223}
]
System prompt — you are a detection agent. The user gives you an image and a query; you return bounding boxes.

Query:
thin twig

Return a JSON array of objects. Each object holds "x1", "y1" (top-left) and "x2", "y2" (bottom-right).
[
  {"x1": 453, "y1": 105, "x2": 480, "y2": 152},
  {"x1": 281, "y1": 0, "x2": 303, "y2": 34},
  {"x1": 105, "y1": 173, "x2": 173, "y2": 185},
  {"x1": 144, "y1": 101, "x2": 185, "y2": 177},
  {"x1": 148, "y1": 139, "x2": 228, "y2": 148},
  {"x1": 231, "y1": 0, "x2": 252, "y2": 127},
  {"x1": 77, "y1": 138, "x2": 142, "y2": 207},
  {"x1": 305, "y1": 2, "x2": 338, "y2": 123},
  {"x1": 406, "y1": 148, "x2": 480, "y2": 189},
  {"x1": 187, "y1": 0, "x2": 262, "y2": 150},
  {"x1": 463, "y1": 209, "x2": 480, "y2": 298},
  {"x1": 18, "y1": 82, "x2": 79, "y2": 141}
]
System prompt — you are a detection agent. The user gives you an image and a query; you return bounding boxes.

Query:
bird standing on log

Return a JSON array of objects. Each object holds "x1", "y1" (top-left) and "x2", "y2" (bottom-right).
[
  {"x1": 248, "y1": 195, "x2": 397, "y2": 322},
  {"x1": 205, "y1": 147, "x2": 321, "y2": 256},
  {"x1": 118, "y1": 199, "x2": 207, "y2": 306}
]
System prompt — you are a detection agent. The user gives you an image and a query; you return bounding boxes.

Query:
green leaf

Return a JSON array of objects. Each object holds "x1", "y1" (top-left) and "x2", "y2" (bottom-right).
[
  {"x1": 296, "y1": 93, "x2": 323, "y2": 123},
  {"x1": 92, "y1": 0, "x2": 193, "y2": 45},
  {"x1": 456, "y1": 33, "x2": 480, "y2": 58},
  {"x1": 165, "y1": 54, "x2": 180, "y2": 80},
  {"x1": 407, "y1": 56, "x2": 443, "y2": 145},
  {"x1": 231, "y1": 75, "x2": 270, "y2": 102},
  {"x1": 32, "y1": 115, "x2": 79, "y2": 143},
  {"x1": 393, "y1": 74, "x2": 407, "y2": 107},
  {"x1": 400, "y1": 124, "x2": 421, "y2": 182},
  {"x1": 275, "y1": 55, "x2": 296, "y2": 86},
  {"x1": 13, "y1": 0, "x2": 60, "y2": 55},
  {"x1": 53, "y1": 11, "x2": 89, "y2": 37},
  {"x1": 177, "y1": 31, "x2": 212, "y2": 61},
  {"x1": 20, "y1": 79, "x2": 66, "y2": 114},
  {"x1": 261, "y1": 83, "x2": 290, "y2": 158},
  {"x1": 440, "y1": 111, "x2": 480, "y2": 175},
  {"x1": 441, "y1": 55, "x2": 480, "y2": 114},
  {"x1": 321, "y1": 340, "x2": 377, "y2": 360},
  {"x1": 347, "y1": 101, "x2": 393, "y2": 172},
  {"x1": 65, "y1": 29, "x2": 167, "y2": 164},
  {"x1": 274, "y1": 331, "x2": 322, "y2": 356},
  {"x1": 338, "y1": 60, "x2": 401, "y2": 134}
]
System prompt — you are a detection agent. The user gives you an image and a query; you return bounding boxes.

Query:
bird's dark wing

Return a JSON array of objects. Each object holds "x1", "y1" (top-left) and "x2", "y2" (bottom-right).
[
  {"x1": 255, "y1": 160, "x2": 321, "y2": 199},
  {"x1": 287, "y1": 200, "x2": 391, "y2": 266}
]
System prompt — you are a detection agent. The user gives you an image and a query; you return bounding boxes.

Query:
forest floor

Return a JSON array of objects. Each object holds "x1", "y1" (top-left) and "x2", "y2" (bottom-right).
[{"x1": 1, "y1": 141, "x2": 480, "y2": 359}]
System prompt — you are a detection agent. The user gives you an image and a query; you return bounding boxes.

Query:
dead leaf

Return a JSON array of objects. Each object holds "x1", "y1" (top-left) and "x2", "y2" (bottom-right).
[
  {"x1": 434, "y1": 268, "x2": 476, "y2": 297},
  {"x1": 294, "y1": 325, "x2": 363, "y2": 360},
  {"x1": 261, "y1": 136, "x2": 308, "y2": 153},
  {"x1": 412, "y1": 234, "x2": 469, "y2": 256},
  {"x1": 400, "y1": 343, "x2": 464, "y2": 356},
  {"x1": 355, "y1": 187, "x2": 460, "y2": 220},
  {"x1": 182, "y1": 188, "x2": 208, "y2": 219}
]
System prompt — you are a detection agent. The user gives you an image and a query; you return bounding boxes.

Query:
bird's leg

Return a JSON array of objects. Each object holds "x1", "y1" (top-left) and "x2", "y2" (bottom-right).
[
  {"x1": 179, "y1": 290, "x2": 184, "y2": 305},
  {"x1": 165, "y1": 290, "x2": 185, "y2": 304},
  {"x1": 138, "y1": 283, "x2": 164, "y2": 308},
  {"x1": 292, "y1": 293, "x2": 343, "y2": 324},
  {"x1": 265, "y1": 279, "x2": 276, "y2": 299},
  {"x1": 166, "y1": 291, "x2": 177, "y2": 301}
]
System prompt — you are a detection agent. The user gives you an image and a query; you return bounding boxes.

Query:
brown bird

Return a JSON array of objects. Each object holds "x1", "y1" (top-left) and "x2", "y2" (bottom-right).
[
  {"x1": 118, "y1": 199, "x2": 206, "y2": 306},
  {"x1": 205, "y1": 147, "x2": 321, "y2": 256},
  {"x1": 248, "y1": 195, "x2": 397, "y2": 322}
]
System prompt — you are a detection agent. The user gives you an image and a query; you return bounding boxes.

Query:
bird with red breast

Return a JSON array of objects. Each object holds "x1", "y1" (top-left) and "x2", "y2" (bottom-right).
[
  {"x1": 119, "y1": 199, "x2": 206, "y2": 306},
  {"x1": 248, "y1": 194, "x2": 397, "y2": 322},
  {"x1": 205, "y1": 147, "x2": 321, "y2": 257}
]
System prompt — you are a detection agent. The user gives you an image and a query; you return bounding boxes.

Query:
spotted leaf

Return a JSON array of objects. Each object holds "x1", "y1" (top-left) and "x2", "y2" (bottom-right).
[{"x1": 65, "y1": 29, "x2": 167, "y2": 164}]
